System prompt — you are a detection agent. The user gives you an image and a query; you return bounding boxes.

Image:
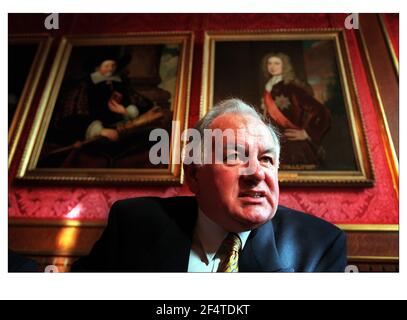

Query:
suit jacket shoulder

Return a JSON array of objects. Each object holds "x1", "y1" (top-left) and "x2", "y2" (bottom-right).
[
  {"x1": 271, "y1": 205, "x2": 347, "y2": 272},
  {"x1": 71, "y1": 196, "x2": 197, "y2": 272}
]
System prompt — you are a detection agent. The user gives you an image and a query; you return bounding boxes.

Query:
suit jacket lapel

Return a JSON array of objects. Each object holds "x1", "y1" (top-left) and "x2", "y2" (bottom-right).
[
  {"x1": 240, "y1": 220, "x2": 291, "y2": 272},
  {"x1": 153, "y1": 197, "x2": 198, "y2": 272},
  {"x1": 151, "y1": 197, "x2": 293, "y2": 272},
  {"x1": 154, "y1": 222, "x2": 193, "y2": 271}
]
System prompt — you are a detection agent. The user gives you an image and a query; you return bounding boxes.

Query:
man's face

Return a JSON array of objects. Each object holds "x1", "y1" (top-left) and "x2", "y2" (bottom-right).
[
  {"x1": 267, "y1": 56, "x2": 283, "y2": 77},
  {"x1": 192, "y1": 114, "x2": 279, "y2": 232},
  {"x1": 97, "y1": 59, "x2": 117, "y2": 77}
]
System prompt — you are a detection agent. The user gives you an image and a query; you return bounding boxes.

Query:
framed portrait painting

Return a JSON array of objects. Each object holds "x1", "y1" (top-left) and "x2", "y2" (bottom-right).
[
  {"x1": 16, "y1": 32, "x2": 193, "y2": 184},
  {"x1": 201, "y1": 30, "x2": 374, "y2": 186},
  {"x1": 8, "y1": 34, "x2": 52, "y2": 167}
]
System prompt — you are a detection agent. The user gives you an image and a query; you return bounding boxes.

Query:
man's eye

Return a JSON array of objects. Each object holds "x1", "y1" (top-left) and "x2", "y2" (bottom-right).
[{"x1": 261, "y1": 156, "x2": 274, "y2": 166}]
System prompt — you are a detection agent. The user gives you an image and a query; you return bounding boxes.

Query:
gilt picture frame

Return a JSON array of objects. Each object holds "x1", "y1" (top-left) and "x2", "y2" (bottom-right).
[
  {"x1": 201, "y1": 29, "x2": 374, "y2": 186},
  {"x1": 16, "y1": 32, "x2": 194, "y2": 185},
  {"x1": 8, "y1": 34, "x2": 52, "y2": 168}
]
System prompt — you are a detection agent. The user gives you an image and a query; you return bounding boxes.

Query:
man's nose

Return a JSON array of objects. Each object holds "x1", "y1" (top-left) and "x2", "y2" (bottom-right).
[{"x1": 240, "y1": 158, "x2": 265, "y2": 182}]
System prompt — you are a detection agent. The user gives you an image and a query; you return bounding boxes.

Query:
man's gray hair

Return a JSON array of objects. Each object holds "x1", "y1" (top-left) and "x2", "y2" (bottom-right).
[{"x1": 194, "y1": 98, "x2": 280, "y2": 161}]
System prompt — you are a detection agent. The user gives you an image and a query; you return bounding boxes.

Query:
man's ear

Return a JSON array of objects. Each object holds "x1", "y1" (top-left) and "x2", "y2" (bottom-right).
[{"x1": 183, "y1": 164, "x2": 200, "y2": 194}]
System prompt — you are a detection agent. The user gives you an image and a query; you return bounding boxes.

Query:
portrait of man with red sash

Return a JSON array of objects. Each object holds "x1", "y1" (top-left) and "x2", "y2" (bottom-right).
[{"x1": 261, "y1": 52, "x2": 332, "y2": 170}]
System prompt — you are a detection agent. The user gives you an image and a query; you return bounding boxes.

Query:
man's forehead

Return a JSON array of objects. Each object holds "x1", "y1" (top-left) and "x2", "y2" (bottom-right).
[
  {"x1": 222, "y1": 137, "x2": 275, "y2": 151},
  {"x1": 211, "y1": 114, "x2": 271, "y2": 136},
  {"x1": 100, "y1": 59, "x2": 117, "y2": 65},
  {"x1": 210, "y1": 113, "x2": 275, "y2": 148}
]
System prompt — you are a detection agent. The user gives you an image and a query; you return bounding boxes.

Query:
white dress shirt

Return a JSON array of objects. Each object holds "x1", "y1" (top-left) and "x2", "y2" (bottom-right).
[
  {"x1": 265, "y1": 74, "x2": 283, "y2": 92},
  {"x1": 187, "y1": 209, "x2": 251, "y2": 272}
]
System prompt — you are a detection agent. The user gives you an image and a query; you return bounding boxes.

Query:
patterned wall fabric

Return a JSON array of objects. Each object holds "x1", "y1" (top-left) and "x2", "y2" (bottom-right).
[{"x1": 8, "y1": 13, "x2": 398, "y2": 224}]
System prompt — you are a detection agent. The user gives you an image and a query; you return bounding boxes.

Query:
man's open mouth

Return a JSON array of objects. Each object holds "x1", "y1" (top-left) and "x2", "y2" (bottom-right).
[{"x1": 238, "y1": 190, "x2": 266, "y2": 198}]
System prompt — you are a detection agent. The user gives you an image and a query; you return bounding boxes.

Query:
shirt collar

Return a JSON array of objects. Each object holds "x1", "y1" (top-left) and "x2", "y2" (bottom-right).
[
  {"x1": 90, "y1": 71, "x2": 122, "y2": 84},
  {"x1": 265, "y1": 75, "x2": 283, "y2": 92},
  {"x1": 196, "y1": 208, "x2": 251, "y2": 262}
]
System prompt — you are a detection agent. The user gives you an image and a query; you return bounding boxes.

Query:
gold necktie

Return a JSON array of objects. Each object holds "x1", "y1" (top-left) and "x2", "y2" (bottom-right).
[{"x1": 216, "y1": 233, "x2": 242, "y2": 272}]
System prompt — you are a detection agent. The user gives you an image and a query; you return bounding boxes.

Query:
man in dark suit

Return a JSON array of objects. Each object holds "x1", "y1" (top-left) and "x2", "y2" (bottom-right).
[{"x1": 72, "y1": 99, "x2": 347, "y2": 272}]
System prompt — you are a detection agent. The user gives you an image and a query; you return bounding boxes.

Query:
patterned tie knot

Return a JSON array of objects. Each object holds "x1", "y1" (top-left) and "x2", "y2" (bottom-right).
[
  {"x1": 217, "y1": 233, "x2": 242, "y2": 272},
  {"x1": 221, "y1": 233, "x2": 242, "y2": 254}
]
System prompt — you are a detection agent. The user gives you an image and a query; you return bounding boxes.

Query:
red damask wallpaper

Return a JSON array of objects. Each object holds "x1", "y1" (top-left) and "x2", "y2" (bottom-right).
[{"x1": 8, "y1": 13, "x2": 399, "y2": 224}]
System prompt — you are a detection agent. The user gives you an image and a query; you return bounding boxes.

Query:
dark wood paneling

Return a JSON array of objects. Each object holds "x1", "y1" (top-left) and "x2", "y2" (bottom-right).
[
  {"x1": 348, "y1": 260, "x2": 398, "y2": 272},
  {"x1": 9, "y1": 224, "x2": 104, "y2": 257},
  {"x1": 346, "y1": 230, "x2": 398, "y2": 257},
  {"x1": 9, "y1": 223, "x2": 399, "y2": 272}
]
